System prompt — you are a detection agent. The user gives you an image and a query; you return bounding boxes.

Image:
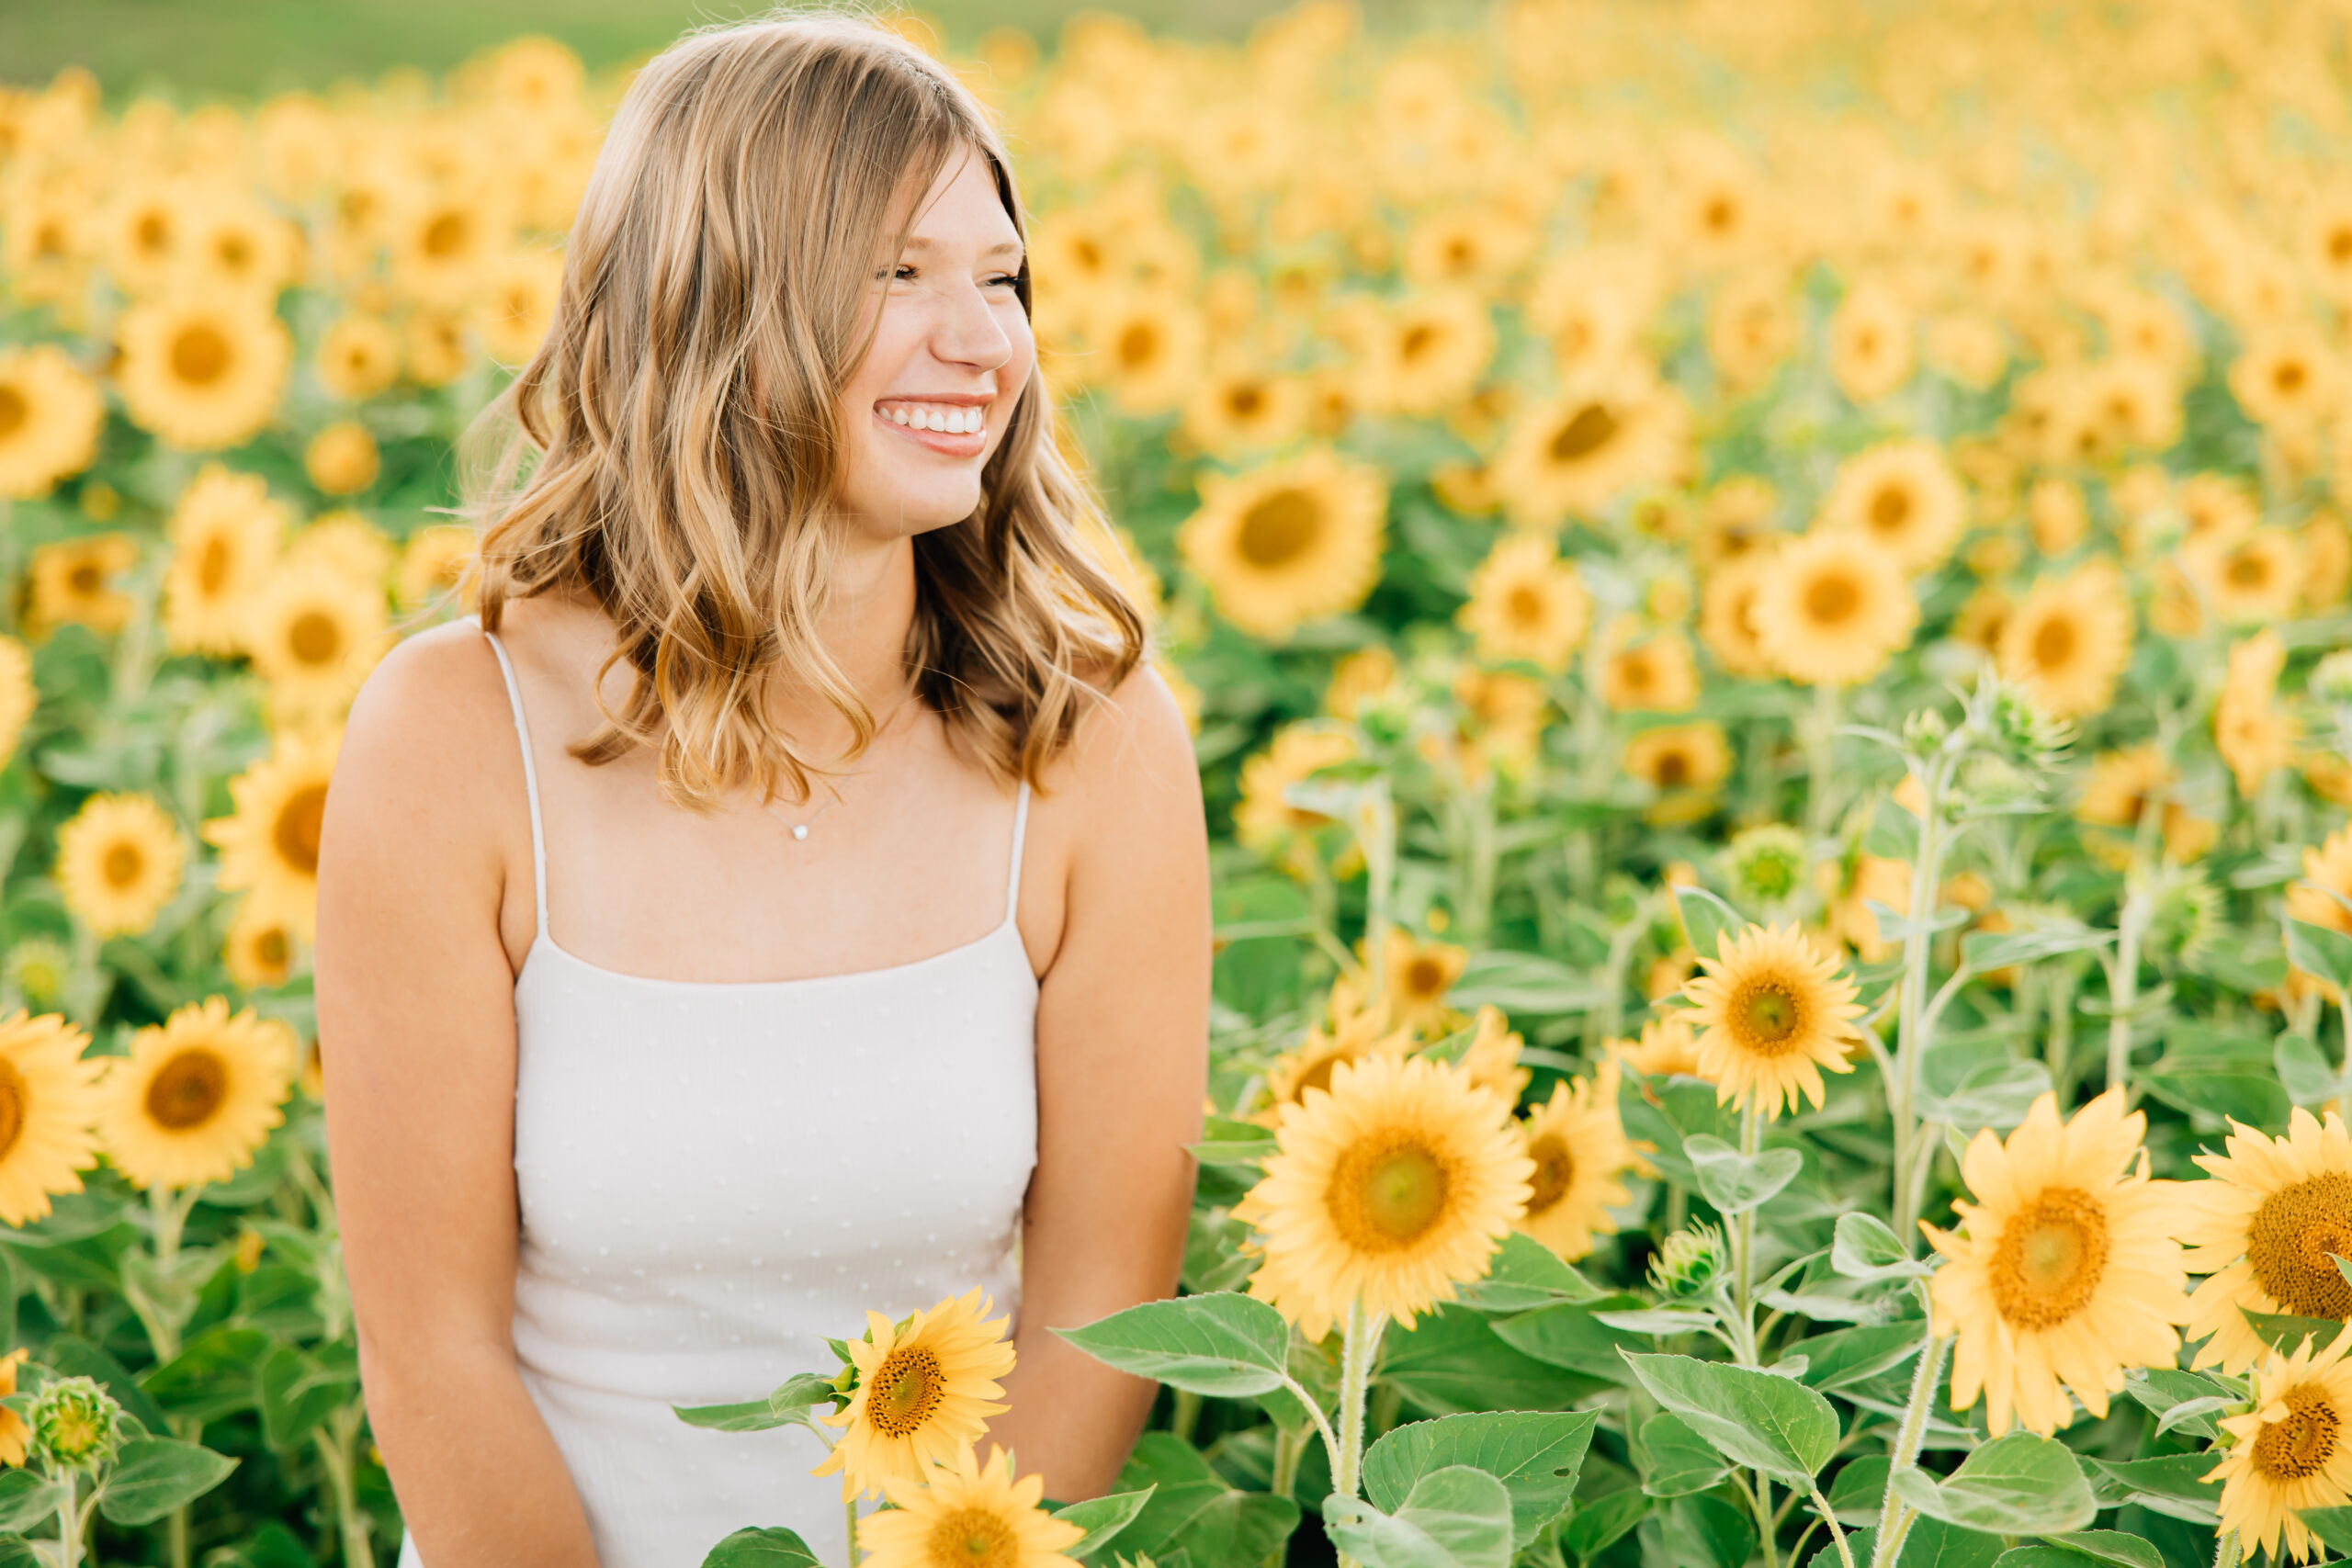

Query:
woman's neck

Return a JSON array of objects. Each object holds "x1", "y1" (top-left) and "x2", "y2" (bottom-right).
[{"x1": 759, "y1": 525, "x2": 921, "y2": 762}]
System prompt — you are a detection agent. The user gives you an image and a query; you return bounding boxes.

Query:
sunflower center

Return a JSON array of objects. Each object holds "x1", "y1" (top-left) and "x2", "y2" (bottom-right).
[
  {"x1": 1228, "y1": 385, "x2": 1263, "y2": 418},
  {"x1": 2253, "y1": 1383, "x2": 2342, "y2": 1481},
  {"x1": 0, "y1": 385, "x2": 26, "y2": 441},
  {"x1": 2228, "y1": 550, "x2": 2268, "y2": 588},
  {"x1": 1290, "y1": 1050, "x2": 1346, "y2": 1103},
  {"x1": 198, "y1": 536, "x2": 232, "y2": 595},
  {"x1": 1804, "y1": 572, "x2": 1860, "y2": 625},
  {"x1": 274, "y1": 785, "x2": 329, "y2": 875},
  {"x1": 1655, "y1": 750, "x2": 1692, "y2": 788},
  {"x1": 1400, "y1": 325, "x2": 1436, "y2": 363},
  {"x1": 926, "y1": 1506, "x2": 1019, "y2": 1568},
  {"x1": 2277, "y1": 360, "x2": 2309, "y2": 395},
  {"x1": 135, "y1": 212, "x2": 171, "y2": 254},
  {"x1": 1868, "y1": 486, "x2": 1913, "y2": 536},
  {"x1": 145, "y1": 1047, "x2": 228, "y2": 1131},
  {"x1": 1328, "y1": 1134, "x2": 1453, "y2": 1252},
  {"x1": 1237, "y1": 490, "x2": 1322, "y2": 569},
  {"x1": 2032, "y1": 615, "x2": 2075, "y2": 669},
  {"x1": 0, "y1": 1059, "x2": 28, "y2": 1162},
  {"x1": 1404, "y1": 958, "x2": 1448, "y2": 1001},
  {"x1": 1525, "y1": 1133, "x2": 1575, "y2": 1217},
  {"x1": 864, "y1": 1346, "x2": 945, "y2": 1438},
  {"x1": 288, "y1": 611, "x2": 343, "y2": 667},
  {"x1": 2247, "y1": 1173, "x2": 2352, "y2": 1318},
  {"x1": 1116, "y1": 322, "x2": 1159, "y2": 370},
  {"x1": 255, "y1": 928, "x2": 289, "y2": 968},
  {"x1": 1506, "y1": 585, "x2": 1546, "y2": 627},
  {"x1": 170, "y1": 325, "x2": 232, "y2": 387},
  {"x1": 1731, "y1": 981, "x2": 1802, "y2": 1051},
  {"x1": 102, "y1": 840, "x2": 146, "y2": 889},
  {"x1": 69, "y1": 563, "x2": 102, "y2": 595},
  {"x1": 1988, "y1": 1186, "x2": 2109, "y2": 1329},
  {"x1": 1548, "y1": 403, "x2": 1619, "y2": 464},
  {"x1": 422, "y1": 212, "x2": 471, "y2": 258}
]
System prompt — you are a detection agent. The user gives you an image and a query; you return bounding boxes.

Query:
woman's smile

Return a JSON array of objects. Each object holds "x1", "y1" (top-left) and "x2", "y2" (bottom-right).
[{"x1": 875, "y1": 394, "x2": 990, "y2": 457}]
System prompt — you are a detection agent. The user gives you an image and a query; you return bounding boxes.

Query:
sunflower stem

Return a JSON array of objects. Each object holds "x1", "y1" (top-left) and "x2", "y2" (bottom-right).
[
  {"x1": 1868, "y1": 1329, "x2": 1951, "y2": 1568},
  {"x1": 2211, "y1": 1527, "x2": 2239, "y2": 1568},
  {"x1": 844, "y1": 1495, "x2": 860, "y2": 1568},
  {"x1": 1802, "y1": 682, "x2": 1843, "y2": 840},
  {"x1": 1333, "y1": 1296, "x2": 1381, "y2": 1504},
  {"x1": 1809, "y1": 1482, "x2": 1855, "y2": 1568},
  {"x1": 1356, "y1": 781, "x2": 1398, "y2": 1000},
  {"x1": 1734, "y1": 1102, "x2": 1760, "y2": 1367},
  {"x1": 1891, "y1": 751, "x2": 1955, "y2": 1251},
  {"x1": 55, "y1": 1467, "x2": 80, "y2": 1568}
]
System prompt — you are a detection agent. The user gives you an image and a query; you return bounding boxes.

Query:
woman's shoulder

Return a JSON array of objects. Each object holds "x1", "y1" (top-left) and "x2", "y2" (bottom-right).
[
  {"x1": 1046, "y1": 656, "x2": 1201, "y2": 827},
  {"x1": 331, "y1": 613, "x2": 530, "y2": 850}
]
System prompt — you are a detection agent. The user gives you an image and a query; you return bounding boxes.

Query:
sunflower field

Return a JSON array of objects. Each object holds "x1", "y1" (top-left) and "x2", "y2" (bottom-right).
[{"x1": 10, "y1": 0, "x2": 2352, "y2": 1564}]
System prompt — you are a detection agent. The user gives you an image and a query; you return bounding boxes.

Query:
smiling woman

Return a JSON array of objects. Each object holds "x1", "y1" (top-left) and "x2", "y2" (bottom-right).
[{"x1": 311, "y1": 12, "x2": 1210, "y2": 1568}]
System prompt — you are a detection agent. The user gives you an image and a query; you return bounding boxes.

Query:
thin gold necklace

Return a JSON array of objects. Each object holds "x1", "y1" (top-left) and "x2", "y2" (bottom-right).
[{"x1": 763, "y1": 789, "x2": 842, "y2": 842}]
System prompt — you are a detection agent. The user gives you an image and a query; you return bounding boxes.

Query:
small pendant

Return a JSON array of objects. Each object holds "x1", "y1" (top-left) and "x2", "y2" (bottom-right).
[{"x1": 791, "y1": 824, "x2": 809, "y2": 840}]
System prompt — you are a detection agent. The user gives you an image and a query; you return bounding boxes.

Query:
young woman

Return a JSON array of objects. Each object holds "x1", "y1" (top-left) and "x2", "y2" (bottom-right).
[{"x1": 311, "y1": 16, "x2": 1210, "y2": 1568}]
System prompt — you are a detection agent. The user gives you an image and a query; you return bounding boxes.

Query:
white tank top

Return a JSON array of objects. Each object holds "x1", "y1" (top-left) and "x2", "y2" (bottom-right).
[{"x1": 396, "y1": 618, "x2": 1039, "y2": 1568}]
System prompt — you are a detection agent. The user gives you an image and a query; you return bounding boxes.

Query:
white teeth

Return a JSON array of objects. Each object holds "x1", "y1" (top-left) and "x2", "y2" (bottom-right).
[
  {"x1": 881, "y1": 402, "x2": 984, "y2": 434},
  {"x1": 925, "y1": 409, "x2": 950, "y2": 432},
  {"x1": 890, "y1": 407, "x2": 910, "y2": 425}
]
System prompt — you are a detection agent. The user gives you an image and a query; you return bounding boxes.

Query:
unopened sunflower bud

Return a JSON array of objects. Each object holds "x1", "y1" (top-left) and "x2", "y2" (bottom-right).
[
  {"x1": 1724, "y1": 826, "x2": 1807, "y2": 906},
  {"x1": 1647, "y1": 1222, "x2": 1726, "y2": 1298},
  {"x1": 1902, "y1": 706, "x2": 1951, "y2": 752},
  {"x1": 2314, "y1": 650, "x2": 2352, "y2": 707},
  {"x1": 29, "y1": 1377, "x2": 120, "y2": 1472}
]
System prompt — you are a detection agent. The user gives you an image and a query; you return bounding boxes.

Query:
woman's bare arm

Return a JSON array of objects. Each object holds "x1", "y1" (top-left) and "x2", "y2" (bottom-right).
[
  {"x1": 314, "y1": 625, "x2": 601, "y2": 1567},
  {"x1": 985, "y1": 664, "x2": 1210, "y2": 1501}
]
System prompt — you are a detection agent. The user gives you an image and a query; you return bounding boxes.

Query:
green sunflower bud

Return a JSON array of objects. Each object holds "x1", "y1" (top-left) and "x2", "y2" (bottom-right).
[
  {"x1": 29, "y1": 1376, "x2": 120, "y2": 1472},
  {"x1": 2314, "y1": 649, "x2": 2352, "y2": 707},
  {"x1": 1647, "y1": 1222, "x2": 1726, "y2": 1298},
  {"x1": 1, "y1": 938, "x2": 69, "y2": 1010},
  {"x1": 1724, "y1": 825, "x2": 1808, "y2": 907}
]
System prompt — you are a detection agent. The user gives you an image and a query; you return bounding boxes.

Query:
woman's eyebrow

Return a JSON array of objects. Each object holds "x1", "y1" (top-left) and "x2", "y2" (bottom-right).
[{"x1": 901, "y1": 235, "x2": 1025, "y2": 258}]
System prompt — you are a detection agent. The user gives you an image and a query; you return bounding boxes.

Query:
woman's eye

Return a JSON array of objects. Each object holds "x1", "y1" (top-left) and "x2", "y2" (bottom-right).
[{"x1": 990, "y1": 274, "x2": 1020, "y2": 288}]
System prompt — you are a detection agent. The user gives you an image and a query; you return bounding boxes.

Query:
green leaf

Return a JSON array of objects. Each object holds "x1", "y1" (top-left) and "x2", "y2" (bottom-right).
[
  {"x1": 1794, "y1": 1325, "x2": 1925, "y2": 1393},
  {"x1": 1831, "y1": 1213, "x2": 1928, "y2": 1282},
  {"x1": 0, "y1": 1535, "x2": 43, "y2": 1568},
  {"x1": 1392, "y1": 1306, "x2": 1613, "y2": 1412},
  {"x1": 1815, "y1": 1520, "x2": 2005, "y2": 1568},
  {"x1": 1362, "y1": 1410, "x2": 1596, "y2": 1549},
  {"x1": 1891, "y1": 1434, "x2": 2097, "y2": 1536},
  {"x1": 2025, "y1": 1531, "x2": 2163, "y2": 1568},
  {"x1": 2080, "y1": 1454, "x2": 2221, "y2": 1525},
  {"x1": 1054, "y1": 1485, "x2": 1157, "y2": 1560},
  {"x1": 1113, "y1": 1433, "x2": 1299, "y2": 1568},
  {"x1": 701, "y1": 1528, "x2": 823, "y2": 1567},
  {"x1": 1558, "y1": 1489, "x2": 1646, "y2": 1563},
  {"x1": 0, "y1": 1472, "x2": 60, "y2": 1533},
  {"x1": 2289, "y1": 919, "x2": 2352, "y2": 995},
  {"x1": 1674, "y1": 886, "x2": 1743, "y2": 959},
  {"x1": 1054, "y1": 1292, "x2": 1292, "y2": 1399},
  {"x1": 1187, "y1": 1118, "x2": 1278, "y2": 1169},
  {"x1": 1635, "y1": 1412, "x2": 1730, "y2": 1497},
  {"x1": 142, "y1": 1325, "x2": 271, "y2": 1425},
  {"x1": 2300, "y1": 1504, "x2": 2352, "y2": 1553},
  {"x1": 1657, "y1": 1491, "x2": 1757, "y2": 1568},
  {"x1": 1620, "y1": 1352, "x2": 1838, "y2": 1482},
  {"x1": 1451, "y1": 951, "x2": 1608, "y2": 1017},
  {"x1": 1323, "y1": 1465, "x2": 1514, "y2": 1568},
  {"x1": 1448, "y1": 1233, "x2": 1604, "y2": 1313},
  {"x1": 2241, "y1": 1305, "x2": 2348, "y2": 1358},
  {"x1": 96, "y1": 1437, "x2": 240, "y2": 1526},
  {"x1": 2276, "y1": 1033, "x2": 2352, "y2": 1109},
  {"x1": 1916, "y1": 1057, "x2": 2054, "y2": 1133},
  {"x1": 1825, "y1": 1456, "x2": 1887, "y2": 1526},
  {"x1": 2120, "y1": 1368, "x2": 2236, "y2": 1442},
  {"x1": 1960, "y1": 925, "x2": 2110, "y2": 973},
  {"x1": 1683, "y1": 1135, "x2": 1803, "y2": 1216},
  {"x1": 673, "y1": 1373, "x2": 841, "y2": 1434},
  {"x1": 256, "y1": 1342, "x2": 358, "y2": 1449},
  {"x1": 43, "y1": 1334, "x2": 171, "y2": 1435}
]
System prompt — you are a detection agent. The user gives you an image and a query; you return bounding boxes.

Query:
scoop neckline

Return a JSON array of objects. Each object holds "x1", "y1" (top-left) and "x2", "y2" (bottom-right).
[{"x1": 520, "y1": 908, "x2": 1034, "y2": 992}]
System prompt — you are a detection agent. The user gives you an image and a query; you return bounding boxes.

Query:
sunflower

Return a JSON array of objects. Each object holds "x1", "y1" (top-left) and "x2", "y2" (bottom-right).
[
  {"x1": 2289, "y1": 829, "x2": 2352, "y2": 990},
  {"x1": 405, "y1": 310, "x2": 472, "y2": 387},
  {"x1": 473, "y1": 250, "x2": 564, "y2": 366},
  {"x1": 243, "y1": 561, "x2": 391, "y2": 724},
  {"x1": 1488, "y1": 372, "x2": 1689, "y2": 531},
  {"x1": 1598, "y1": 626, "x2": 1700, "y2": 713},
  {"x1": 1624, "y1": 723, "x2": 1730, "y2": 795},
  {"x1": 26, "y1": 534, "x2": 137, "y2": 640},
  {"x1": 1818, "y1": 439, "x2": 1967, "y2": 572},
  {"x1": 387, "y1": 180, "x2": 509, "y2": 307},
  {"x1": 314, "y1": 315, "x2": 401, "y2": 400},
  {"x1": 2182, "y1": 528, "x2": 2304, "y2": 626},
  {"x1": 2028, "y1": 478, "x2": 2090, "y2": 557},
  {"x1": 1704, "y1": 269, "x2": 1799, "y2": 390},
  {"x1": 0, "y1": 344, "x2": 102, "y2": 499},
  {"x1": 1608, "y1": 1012, "x2": 1706, "y2": 1078},
  {"x1": 1818, "y1": 853, "x2": 1910, "y2": 964},
  {"x1": 1178, "y1": 448, "x2": 1387, "y2": 639},
  {"x1": 1366, "y1": 288, "x2": 1495, "y2": 416},
  {"x1": 1455, "y1": 534, "x2": 1590, "y2": 672},
  {"x1": 2216, "y1": 630, "x2": 2298, "y2": 800},
  {"x1": 53, "y1": 792, "x2": 183, "y2": 939},
  {"x1": 1679, "y1": 921, "x2": 1860, "y2": 1118},
  {"x1": 1447, "y1": 668, "x2": 1548, "y2": 780},
  {"x1": 0, "y1": 1348, "x2": 28, "y2": 1464},
  {"x1": 859, "y1": 1440, "x2": 1085, "y2": 1568},
  {"x1": 96, "y1": 997, "x2": 296, "y2": 1190},
  {"x1": 223, "y1": 901, "x2": 300, "y2": 991},
  {"x1": 1923, "y1": 1090, "x2": 2188, "y2": 1438},
  {"x1": 1995, "y1": 559, "x2": 2133, "y2": 721},
  {"x1": 1749, "y1": 532, "x2": 1918, "y2": 686},
  {"x1": 1263, "y1": 980, "x2": 1415, "y2": 1120},
  {"x1": 1514, "y1": 1057, "x2": 1644, "y2": 1262},
  {"x1": 303, "y1": 423, "x2": 379, "y2": 497},
  {"x1": 1453, "y1": 1005, "x2": 1532, "y2": 1105},
  {"x1": 1082, "y1": 291, "x2": 1204, "y2": 416},
  {"x1": 1233, "y1": 1051, "x2": 1533, "y2": 1339},
  {"x1": 1699, "y1": 559, "x2": 1777, "y2": 678},
  {"x1": 1181, "y1": 363, "x2": 1306, "y2": 459},
  {"x1": 2076, "y1": 745, "x2": 2214, "y2": 863},
  {"x1": 2230, "y1": 329, "x2": 2343, "y2": 433},
  {"x1": 2179, "y1": 1109, "x2": 2352, "y2": 1376},
  {"x1": 808, "y1": 1287, "x2": 1017, "y2": 1503},
  {"x1": 1383, "y1": 930, "x2": 1468, "y2": 1038},
  {"x1": 0, "y1": 1011, "x2": 105, "y2": 1226},
  {"x1": 1323, "y1": 647, "x2": 1398, "y2": 722},
  {"x1": 0, "y1": 637, "x2": 31, "y2": 768},
  {"x1": 203, "y1": 726, "x2": 341, "y2": 942},
  {"x1": 2207, "y1": 1325, "x2": 2352, "y2": 1565},
  {"x1": 114, "y1": 289, "x2": 291, "y2": 452},
  {"x1": 1827, "y1": 278, "x2": 1915, "y2": 402},
  {"x1": 161, "y1": 464, "x2": 288, "y2": 656}
]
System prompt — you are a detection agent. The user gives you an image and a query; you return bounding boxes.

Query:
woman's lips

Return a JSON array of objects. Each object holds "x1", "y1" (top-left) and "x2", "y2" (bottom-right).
[{"x1": 876, "y1": 406, "x2": 986, "y2": 457}]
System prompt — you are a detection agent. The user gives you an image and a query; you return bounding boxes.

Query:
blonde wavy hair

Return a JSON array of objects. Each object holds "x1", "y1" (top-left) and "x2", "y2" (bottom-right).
[{"x1": 458, "y1": 7, "x2": 1147, "y2": 811}]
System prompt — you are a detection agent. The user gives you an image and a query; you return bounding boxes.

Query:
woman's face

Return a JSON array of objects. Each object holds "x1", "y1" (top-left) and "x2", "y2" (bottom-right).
[{"x1": 832, "y1": 144, "x2": 1034, "y2": 543}]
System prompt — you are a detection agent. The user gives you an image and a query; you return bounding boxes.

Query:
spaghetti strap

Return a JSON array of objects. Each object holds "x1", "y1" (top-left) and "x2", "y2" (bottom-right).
[
  {"x1": 472, "y1": 615, "x2": 550, "y2": 941},
  {"x1": 1004, "y1": 780, "x2": 1031, "y2": 923}
]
